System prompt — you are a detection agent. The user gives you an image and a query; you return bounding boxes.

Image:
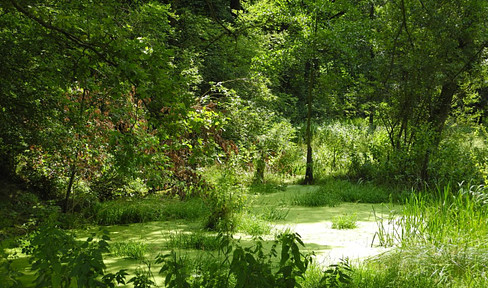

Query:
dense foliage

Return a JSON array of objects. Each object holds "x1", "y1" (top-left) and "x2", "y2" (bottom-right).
[
  {"x1": 1, "y1": 0, "x2": 487, "y2": 286},
  {"x1": 1, "y1": 0, "x2": 486, "y2": 199}
]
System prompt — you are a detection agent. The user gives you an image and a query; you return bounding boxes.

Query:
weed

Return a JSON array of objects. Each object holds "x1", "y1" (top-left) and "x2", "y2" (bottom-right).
[
  {"x1": 158, "y1": 232, "x2": 313, "y2": 288},
  {"x1": 371, "y1": 206, "x2": 400, "y2": 247},
  {"x1": 21, "y1": 224, "x2": 127, "y2": 287}
]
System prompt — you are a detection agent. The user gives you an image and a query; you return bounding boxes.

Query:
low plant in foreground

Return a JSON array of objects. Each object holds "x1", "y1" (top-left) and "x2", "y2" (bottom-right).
[
  {"x1": 299, "y1": 259, "x2": 353, "y2": 288},
  {"x1": 158, "y1": 231, "x2": 355, "y2": 288},
  {"x1": 158, "y1": 232, "x2": 314, "y2": 288},
  {"x1": 21, "y1": 223, "x2": 128, "y2": 288}
]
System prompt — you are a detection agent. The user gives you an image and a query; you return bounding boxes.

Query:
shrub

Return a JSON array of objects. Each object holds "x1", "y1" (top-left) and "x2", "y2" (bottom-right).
[
  {"x1": 203, "y1": 167, "x2": 246, "y2": 231},
  {"x1": 22, "y1": 224, "x2": 127, "y2": 288},
  {"x1": 157, "y1": 232, "x2": 313, "y2": 288}
]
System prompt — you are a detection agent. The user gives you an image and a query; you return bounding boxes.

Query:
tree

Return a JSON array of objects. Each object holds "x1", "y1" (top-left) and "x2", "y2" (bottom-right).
[
  {"x1": 0, "y1": 0, "x2": 220, "y2": 207},
  {"x1": 248, "y1": 0, "x2": 370, "y2": 183},
  {"x1": 372, "y1": 0, "x2": 488, "y2": 182}
]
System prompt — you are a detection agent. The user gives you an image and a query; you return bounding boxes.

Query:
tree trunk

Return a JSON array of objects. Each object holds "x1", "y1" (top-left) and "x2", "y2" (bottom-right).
[
  {"x1": 368, "y1": 110, "x2": 375, "y2": 133},
  {"x1": 63, "y1": 89, "x2": 86, "y2": 213},
  {"x1": 230, "y1": 0, "x2": 241, "y2": 10},
  {"x1": 254, "y1": 149, "x2": 265, "y2": 184},
  {"x1": 420, "y1": 81, "x2": 458, "y2": 182},
  {"x1": 63, "y1": 165, "x2": 76, "y2": 213},
  {"x1": 430, "y1": 81, "x2": 458, "y2": 145},
  {"x1": 303, "y1": 60, "x2": 315, "y2": 185}
]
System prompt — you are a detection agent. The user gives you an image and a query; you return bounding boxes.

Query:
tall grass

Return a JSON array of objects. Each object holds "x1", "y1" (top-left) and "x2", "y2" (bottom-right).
[
  {"x1": 292, "y1": 180, "x2": 394, "y2": 207},
  {"x1": 356, "y1": 184, "x2": 488, "y2": 287},
  {"x1": 95, "y1": 196, "x2": 209, "y2": 225}
]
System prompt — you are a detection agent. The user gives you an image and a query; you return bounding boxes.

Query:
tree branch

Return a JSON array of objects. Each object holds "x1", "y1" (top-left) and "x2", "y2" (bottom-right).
[
  {"x1": 451, "y1": 42, "x2": 488, "y2": 81},
  {"x1": 9, "y1": 0, "x2": 118, "y2": 67}
]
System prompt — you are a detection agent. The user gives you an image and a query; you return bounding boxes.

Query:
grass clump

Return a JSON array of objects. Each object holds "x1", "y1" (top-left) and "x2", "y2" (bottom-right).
[
  {"x1": 110, "y1": 241, "x2": 147, "y2": 260},
  {"x1": 260, "y1": 206, "x2": 289, "y2": 221},
  {"x1": 237, "y1": 212, "x2": 272, "y2": 236},
  {"x1": 331, "y1": 213, "x2": 358, "y2": 229},
  {"x1": 166, "y1": 231, "x2": 220, "y2": 251},
  {"x1": 318, "y1": 179, "x2": 393, "y2": 203}
]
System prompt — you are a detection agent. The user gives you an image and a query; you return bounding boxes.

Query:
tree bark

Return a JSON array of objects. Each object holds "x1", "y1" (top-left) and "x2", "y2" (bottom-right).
[
  {"x1": 230, "y1": 0, "x2": 241, "y2": 11},
  {"x1": 430, "y1": 81, "x2": 458, "y2": 145},
  {"x1": 420, "y1": 81, "x2": 458, "y2": 182}
]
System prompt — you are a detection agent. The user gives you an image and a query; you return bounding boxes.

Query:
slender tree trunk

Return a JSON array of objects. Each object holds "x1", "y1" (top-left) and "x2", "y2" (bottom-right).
[
  {"x1": 303, "y1": 11, "x2": 318, "y2": 185},
  {"x1": 368, "y1": 110, "x2": 375, "y2": 132},
  {"x1": 430, "y1": 81, "x2": 458, "y2": 145},
  {"x1": 63, "y1": 89, "x2": 86, "y2": 213},
  {"x1": 63, "y1": 165, "x2": 76, "y2": 213},
  {"x1": 254, "y1": 149, "x2": 265, "y2": 184},
  {"x1": 304, "y1": 60, "x2": 315, "y2": 185}
]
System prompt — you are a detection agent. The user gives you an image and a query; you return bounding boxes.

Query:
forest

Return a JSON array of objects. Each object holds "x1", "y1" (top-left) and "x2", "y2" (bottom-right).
[{"x1": 1, "y1": 0, "x2": 487, "y2": 287}]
